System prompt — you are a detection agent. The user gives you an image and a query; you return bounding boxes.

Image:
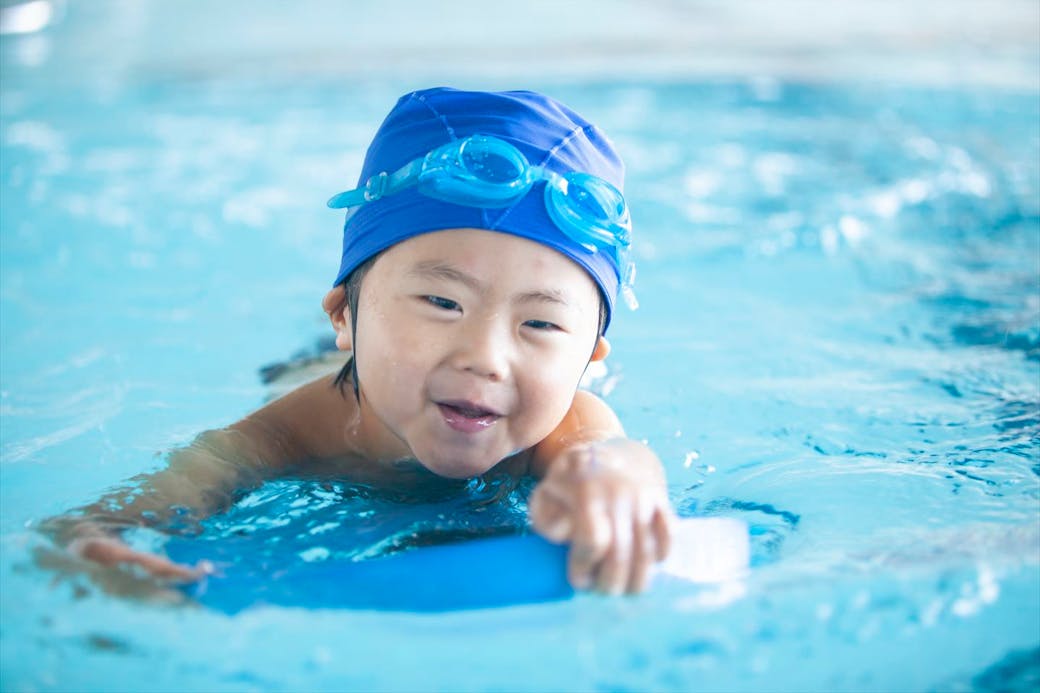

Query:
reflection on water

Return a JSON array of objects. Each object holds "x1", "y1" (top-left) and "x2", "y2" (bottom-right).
[{"x1": 188, "y1": 473, "x2": 532, "y2": 569}]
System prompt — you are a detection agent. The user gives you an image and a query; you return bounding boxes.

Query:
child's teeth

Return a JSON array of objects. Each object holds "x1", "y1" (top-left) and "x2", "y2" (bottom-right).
[{"x1": 453, "y1": 405, "x2": 489, "y2": 418}]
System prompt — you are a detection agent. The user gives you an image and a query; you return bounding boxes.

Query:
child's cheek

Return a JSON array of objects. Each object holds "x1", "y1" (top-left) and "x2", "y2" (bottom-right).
[{"x1": 525, "y1": 357, "x2": 585, "y2": 438}]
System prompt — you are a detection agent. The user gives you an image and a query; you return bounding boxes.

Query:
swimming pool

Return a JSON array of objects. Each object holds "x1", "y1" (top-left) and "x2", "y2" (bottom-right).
[{"x1": 2, "y1": 2, "x2": 1038, "y2": 691}]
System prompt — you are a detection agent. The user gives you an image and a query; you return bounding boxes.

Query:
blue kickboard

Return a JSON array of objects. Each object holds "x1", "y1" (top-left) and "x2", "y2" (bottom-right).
[{"x1": 167, "y1": 533, "x2": 574, "y2": 614}]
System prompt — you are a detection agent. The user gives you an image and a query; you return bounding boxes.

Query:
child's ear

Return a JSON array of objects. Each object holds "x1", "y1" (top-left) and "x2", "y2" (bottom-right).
[
  {"x1": 322, "y1": 286, "x2": 353, "y2": 351},
  {"x1": 590, "y1": 336, "x2": 611, "y2": 362}
]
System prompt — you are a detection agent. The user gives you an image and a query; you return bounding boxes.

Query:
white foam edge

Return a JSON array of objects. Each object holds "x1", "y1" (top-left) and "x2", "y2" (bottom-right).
[{"x1": 654, "y1": 517, "x2": 750, "y2": 584}]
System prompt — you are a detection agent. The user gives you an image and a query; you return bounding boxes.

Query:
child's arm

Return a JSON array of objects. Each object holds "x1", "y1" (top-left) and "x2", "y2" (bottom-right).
[
  {"x1": 528, "y1": 390, "x2": 674, "y2": 595},
  {"x1": 43, "y1": 374, "x2": 357, "y2": 578},
  {"x1": 42, "y1": 427, "x2": 266, "y2": 580}
]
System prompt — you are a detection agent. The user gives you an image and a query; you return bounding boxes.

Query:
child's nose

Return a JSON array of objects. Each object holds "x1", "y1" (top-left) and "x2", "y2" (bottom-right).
[{"x1": 453, "y1": 318, "x2": 511, "y2": 381}]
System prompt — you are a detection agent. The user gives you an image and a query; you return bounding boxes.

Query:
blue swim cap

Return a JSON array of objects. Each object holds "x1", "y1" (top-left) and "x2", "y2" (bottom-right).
[{"x1": 332, "y1": 87, "x2": 629, "y2": 331}]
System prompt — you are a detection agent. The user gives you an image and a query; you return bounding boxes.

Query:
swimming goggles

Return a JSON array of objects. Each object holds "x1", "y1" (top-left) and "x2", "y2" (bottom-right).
[{"x1": 327, "y1": 135, "x2": 635, "y2": 301}]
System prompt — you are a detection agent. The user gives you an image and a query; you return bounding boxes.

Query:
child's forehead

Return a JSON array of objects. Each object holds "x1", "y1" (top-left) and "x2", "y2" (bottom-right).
[{"x1": 377, "y1": 228, "x2": 601, "y2": 300}]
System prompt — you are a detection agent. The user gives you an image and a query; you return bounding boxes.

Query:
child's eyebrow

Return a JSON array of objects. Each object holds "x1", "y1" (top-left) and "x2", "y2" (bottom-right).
[
  {"x1": 515, "y1": 288, "x2": 570, "y2": 308},
  {"x1": 408, "y1": 261, "x2": 484, "y2": 293}
]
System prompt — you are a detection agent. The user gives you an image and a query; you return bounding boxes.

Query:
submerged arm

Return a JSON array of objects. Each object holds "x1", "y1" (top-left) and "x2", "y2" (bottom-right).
[{"x1": 42, "y1": 374, "x2": 357, "y2": 578}]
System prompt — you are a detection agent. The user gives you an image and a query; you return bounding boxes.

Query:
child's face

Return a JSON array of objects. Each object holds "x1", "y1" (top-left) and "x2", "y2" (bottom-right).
[{"x1": 338, "y1": 228, "x2": 608, "y2": 478}]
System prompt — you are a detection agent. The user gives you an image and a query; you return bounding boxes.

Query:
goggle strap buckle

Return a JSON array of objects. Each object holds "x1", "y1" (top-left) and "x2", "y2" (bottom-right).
[
  {"x1": 622, "y1": 284, "x2": 639, "y2": 311},
  {"x1": 363, "y1": 172, "x2": 389, "y2": 202}
]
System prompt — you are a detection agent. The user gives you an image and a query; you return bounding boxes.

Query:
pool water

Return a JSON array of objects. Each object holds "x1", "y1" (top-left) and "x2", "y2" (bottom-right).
[{"x1": 3, "y1": 7, "x2": 1040, "y2": 693}]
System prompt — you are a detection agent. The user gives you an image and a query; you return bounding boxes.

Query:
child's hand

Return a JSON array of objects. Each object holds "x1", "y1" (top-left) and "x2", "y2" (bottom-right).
[
  {"x1": 68, "y1": 531, "x2": 209, "y2": 582},
  {"x1": 529, "y1": 438, "x2": 674, "y2": 595}
]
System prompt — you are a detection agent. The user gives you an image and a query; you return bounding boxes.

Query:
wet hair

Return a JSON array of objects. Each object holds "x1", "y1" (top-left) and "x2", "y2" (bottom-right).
[
  {"x1": 332, "y1": 254, "x2": 380, "y2": 399},
  {"x1": 332, "y1": 257, "x2": 609, "y2": 400}
]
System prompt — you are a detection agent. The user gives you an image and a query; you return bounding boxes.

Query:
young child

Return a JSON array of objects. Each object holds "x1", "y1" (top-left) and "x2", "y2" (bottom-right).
[{"x1": 49, "y1": 87, "x2": 674, "y2": 596}]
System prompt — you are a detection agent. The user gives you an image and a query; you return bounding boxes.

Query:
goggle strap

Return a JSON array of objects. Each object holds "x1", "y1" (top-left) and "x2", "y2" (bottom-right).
[
  {"x1": 327, "y1": 187, "x2": 368, "y2": 209},
  {"x1": 386, "y1": 159, "x2": 423, "y2": 196},
  {"x1": 327, "y1": 159, "x2": 424, "y2": 210}
]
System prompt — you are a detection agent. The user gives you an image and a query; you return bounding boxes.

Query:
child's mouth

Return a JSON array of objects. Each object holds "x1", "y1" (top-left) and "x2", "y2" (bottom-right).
[{"x1": 437, "y1": 401, "x2": 501, "y2": 433}]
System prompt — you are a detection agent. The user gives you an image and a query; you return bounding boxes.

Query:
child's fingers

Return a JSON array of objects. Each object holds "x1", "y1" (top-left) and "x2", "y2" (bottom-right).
[
  {"x1": 626, "y1": 531, "x2": 649, "y2": 593},
  {"x1": 71, "y1": 536, "x2": 203, "y2": 582},
  {"x1": 69, "y1": 536, "x2": 120, "y2": 564},
  {"x1": 528, "y1": 486, "x2": 573, "y2": 543},
  {"x1": 130, "y1": 552, "x2": 204, "y2": 581},
  {"x1": 609, "y1": 497, "x2": 659, "y2": 594},
  {"x1": 567, "y1": 502, "x2": 611, "y2": 590},
  {"x1": 568, "y1": 541, "x2": 605, "y2": 591},
  {"x1": 628, "y1": 505, "x2": 659, "y2": 593},
  {"x1": 652, "y1": 506, "x2": 674, "y2": 562},
  {"x1": 594, "y1": 500, "x2": 633, "y2": 595}
]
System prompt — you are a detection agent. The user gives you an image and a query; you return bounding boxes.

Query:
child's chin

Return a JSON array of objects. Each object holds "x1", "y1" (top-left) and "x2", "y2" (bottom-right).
[{"x1": 415, "y1": 452, "x2": 499, "y2": 480}]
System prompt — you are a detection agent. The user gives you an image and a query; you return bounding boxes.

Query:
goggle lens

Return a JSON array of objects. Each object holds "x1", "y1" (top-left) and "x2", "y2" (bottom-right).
[
  {"x1": 568, "y1": 174, "x2": 628, "y2": 234},
  {"x1": 547, "y1": 172, "x2": 631, "y2": 251},
  {"x1": 459, "y1": 138, "x2": 525, "y2": 184}
]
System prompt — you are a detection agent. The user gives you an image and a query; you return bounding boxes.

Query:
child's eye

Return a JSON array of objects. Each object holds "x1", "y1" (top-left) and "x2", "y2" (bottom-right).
[
  {"x1": 423, "y1": 295, "x2": 461, "y2": 311},
  {"x1": 523, "y1": 319, "x2": 561, "y2": 331}
]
